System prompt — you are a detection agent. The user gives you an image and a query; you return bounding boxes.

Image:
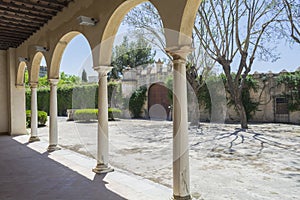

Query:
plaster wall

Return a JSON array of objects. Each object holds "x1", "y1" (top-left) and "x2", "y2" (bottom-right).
[
  {"x1": 7, "y1": 49, "x2": 27, "y2": 135},
  {"x1": 0, "y1": 50, "x2": 9, "y2": 134}
]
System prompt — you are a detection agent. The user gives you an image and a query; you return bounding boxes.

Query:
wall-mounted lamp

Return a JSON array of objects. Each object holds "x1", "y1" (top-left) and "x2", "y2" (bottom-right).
[
  {"x1": 77, "y1": 16, "x2": 98, "y2": 26},
  {"x1": 18, "y1": 57, "x2": 29, "y2": 62},
  {"x1": 35, "y1": 45, "x2": 49, "y2": 52}
]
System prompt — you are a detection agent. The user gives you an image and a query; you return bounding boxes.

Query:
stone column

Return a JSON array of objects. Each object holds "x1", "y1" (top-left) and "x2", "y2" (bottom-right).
[
  {"x1": 92, "y1": 66, "x2": 114, "y2": 174},
  {"x1": 48, "y1": 79, "x2": 60, "y2": 152},
  {"x1": 29, "y1": 82, "x2": 40, "y2": 142},
  {"x1": 167, "y1": 46, "x2": 193, "y2": 200}
]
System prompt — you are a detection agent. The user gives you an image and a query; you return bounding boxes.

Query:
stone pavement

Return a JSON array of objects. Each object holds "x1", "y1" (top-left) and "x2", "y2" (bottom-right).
[
  {"x1": 32, "y1": 118, "x2": 300, "y2": 199},
  {"x1": 0, "y1": 134, "x2": 172, "y2": 200}
]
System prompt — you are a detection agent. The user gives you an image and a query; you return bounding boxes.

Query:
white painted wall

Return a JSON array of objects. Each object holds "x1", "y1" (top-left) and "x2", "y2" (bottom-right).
[{"x1": 7, "y1": 48, "x2": 27, "y2": 135}]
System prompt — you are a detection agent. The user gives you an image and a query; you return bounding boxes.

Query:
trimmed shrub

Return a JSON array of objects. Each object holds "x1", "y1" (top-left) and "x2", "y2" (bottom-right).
[
  {"x1": 73, "y1": 109, "x2": 98, "y2": 121},
  {"x1": 38, "y1": 111, "x2": 48, "y2": 125},
  {"x1": 26, "y1": 110, "x2": 48, "y2": 127},
  {"x1": 26, "y1": 83, "x2": 122, "y2": 116},
  {"x1": 73, "y1": 108, "x2": 122, "y2": 121}
]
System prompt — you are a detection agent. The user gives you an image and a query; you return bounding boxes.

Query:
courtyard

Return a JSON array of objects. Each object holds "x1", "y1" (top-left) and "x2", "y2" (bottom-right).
[{"x1": 35, "y1": 118, "x2": 300, "y2": 200}]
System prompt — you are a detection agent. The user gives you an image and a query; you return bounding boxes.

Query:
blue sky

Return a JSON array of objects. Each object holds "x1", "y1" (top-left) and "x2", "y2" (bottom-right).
[{"x1": 40, "y1": 20, "x2": 300, "y2": 76}]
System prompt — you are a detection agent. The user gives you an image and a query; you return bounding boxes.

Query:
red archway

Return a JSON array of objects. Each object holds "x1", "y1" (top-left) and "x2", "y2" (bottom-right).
[{"x1": 148, "y1": 83, "x2": 171, "y2": 120}]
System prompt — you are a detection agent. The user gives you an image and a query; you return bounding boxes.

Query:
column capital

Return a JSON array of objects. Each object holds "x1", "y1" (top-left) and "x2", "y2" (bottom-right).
[
  {"x1": 15, "y1": 83, "x2": 25, "y2": 89},
  {"x1": 165, "y1": 45, "x2": 194, "y2": 61},
  {"x1": 29, "y1": 82, "x2": 38, "y2": 88},
  {"x1": 93, "y1": 66, "x2": 113, "y2": 77},
  {"x1": 48, "y1": 79, "x2": 59, "y2": 86}
]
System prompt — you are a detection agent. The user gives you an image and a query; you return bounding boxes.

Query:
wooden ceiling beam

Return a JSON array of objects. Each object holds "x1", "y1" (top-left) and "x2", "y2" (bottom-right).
[
  {"x1": 0, "y1": 36, "x2": 24, "y2": 44},
  {"x1": 0, "y1": 31, "x2": 30, "y2": 39},
  {"x1": 0, "y1": 34, "x2": 25, "y2": 40},
  {"x1": 0, "y1": 12, "x2": 46, "y2": 24},
  {"x1": 13, "y1": 0, "x2": 63, "y2": 12},
  {"x1": 0, "y1": 33, "x2": 28, "y2": 40},
  {"x1": 0, "y1": 19, "x2": 39, "y2": 30},
  {"x1": 0, "y1": 16, "x2": 43, "y2": 27},
  {"x1": 0, "y1": 40, "x2": 21, "y2": 45},
  {"x1": 0, "y1": 2, "x2": 54, "y2": 17},
  {"x1": 0, "y1": 26, "x2": 33, "y2": 34},
  {"x1": 0, "y1": 36, "x2": 26, "y2": 44},
  {"x1": 37, "y1": 0, "x2": 71, "y2": 7},
  {"x1": 0, "y1": 6, "x2": 52, "y2": 20},
  {"x1": 0, "y1": 0, "x2": 73, "y2": 49},
  {"x1": 0, "y1": 23, "x2": 37, "y2": 32},
  {"x1": 0, "y1": 30, "x2": 29, "y2": 38}
]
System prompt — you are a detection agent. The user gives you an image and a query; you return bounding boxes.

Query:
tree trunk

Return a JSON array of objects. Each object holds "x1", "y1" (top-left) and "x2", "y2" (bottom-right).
[
  {"x1": 186, "y1": 68, "x2": 202, "y2": 125},
  {"x1": 236, "y1": 99, "x2": 248, "y2": 129}
]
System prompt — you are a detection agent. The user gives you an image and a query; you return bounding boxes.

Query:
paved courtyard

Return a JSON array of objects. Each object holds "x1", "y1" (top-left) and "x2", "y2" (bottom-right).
[{"x1": 36, "y1": 117, "x2": 300, "y2": 200}]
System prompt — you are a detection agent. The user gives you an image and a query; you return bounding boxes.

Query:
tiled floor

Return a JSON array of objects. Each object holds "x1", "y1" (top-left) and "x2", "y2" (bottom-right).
[{"x1": 0, "y1": 135, "x2": 172, "y2": 200}]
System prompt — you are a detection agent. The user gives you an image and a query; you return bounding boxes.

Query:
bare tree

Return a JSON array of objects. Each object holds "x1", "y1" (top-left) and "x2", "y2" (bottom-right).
[
  {"x1": 124, "y1": 3, "x2": 215, "y2": 107},
  {"x1": 196, "y1": 0, "x2": 284, "y2": 129},
  {"x1": 124, "y1": 1, "x2": 288, "y2": 128},
  {"x1": 282, "y1": 0, "x2": 300, "y2": 44},
  {"x1": 123, "y1": 3, "x2": 166, "y2": 56}
]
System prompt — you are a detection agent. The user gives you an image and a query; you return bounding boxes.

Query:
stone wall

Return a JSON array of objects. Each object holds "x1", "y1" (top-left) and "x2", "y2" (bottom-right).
[
  {"x1": 121, "y1": 62, "x2": 300, "y2": 124},
  {"x1": 250, "y1": 70, "x2": 300, "y2": 124},
  {"x1": 122, "y1": 60, "x2": 173, "y2": 97}
]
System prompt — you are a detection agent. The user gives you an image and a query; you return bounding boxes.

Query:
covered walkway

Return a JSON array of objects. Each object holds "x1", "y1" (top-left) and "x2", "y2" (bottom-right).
[
  {"x1": 0, "y1": 135, "x2": 171, "y2": 200},
  {"x1": 0, "y1": 0, "x2": 203, "y2": 199}
]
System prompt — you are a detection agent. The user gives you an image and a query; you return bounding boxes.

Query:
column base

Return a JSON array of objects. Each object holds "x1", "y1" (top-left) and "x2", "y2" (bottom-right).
[
  {"x1": 92, "y1": 164, "x2": 114, "y2": 174},
  {"x1": 47, "y1": 144, "x2": 61, "y2": 152},
  {"x1": 28, "y1": 136, "x2": 40, "y2": 143},
  {"x1": 171, "y1": 195, "x2": 192, "y2": 200}
]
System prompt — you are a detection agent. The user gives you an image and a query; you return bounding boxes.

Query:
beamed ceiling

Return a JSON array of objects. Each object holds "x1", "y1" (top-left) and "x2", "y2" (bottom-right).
[{"x1": 0, "y1": 0, "x2": 73, "y2": 50}]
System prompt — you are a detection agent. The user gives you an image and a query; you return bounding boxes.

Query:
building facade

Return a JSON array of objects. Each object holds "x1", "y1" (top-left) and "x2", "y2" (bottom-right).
[{"x1": 122, "y1": 63, "x2": 300, "y2": 124}]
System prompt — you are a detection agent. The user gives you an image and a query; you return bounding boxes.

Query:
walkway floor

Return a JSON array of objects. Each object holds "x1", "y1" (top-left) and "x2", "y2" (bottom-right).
[
  {"x1": 0, "y1": 135, "x2": 172, "y2": 200},
  {"x1": 35, "y1": 118, "x2": 300, "y2": 200}
]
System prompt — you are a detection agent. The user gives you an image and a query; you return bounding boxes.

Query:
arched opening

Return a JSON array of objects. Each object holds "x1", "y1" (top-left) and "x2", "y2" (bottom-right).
[
  {"x1": 96, "y1": 0, "x2": 177, "y2": 192},
  {"x1": 30, "y1": 52, "x2": 45, "y2": 83},
  {"x1": 43, "y1": 31, "x2": 95, "y2": 152},
  {"x1": 48, "y1": 32, "x2": 94, "y2": 116},
  {"x1": 49, "y1": 31, "x2": 93, "y2": 79},
  {"x1": 25, "y1": 52, "x2": 49, "y2": 142},
  {"x1": 148, "y1": 83, "x2": 171, "y2": 120},
  {"x1": 99, "y1": 0, "x2": 147, "y2": 65},
  {"x1": 27, "y1": 53, "x2": 48, "y2": 113},
  {"x1": 16, "y1": 62, "x2": 27, "y2": 86}
]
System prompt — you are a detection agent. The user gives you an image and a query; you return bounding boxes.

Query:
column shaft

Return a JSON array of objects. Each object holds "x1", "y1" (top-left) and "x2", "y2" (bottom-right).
[
  {"x1": 93, "y1": 67, "x2": 113, "y2": 174},
  {"x1": 48, "y1": 79, "x2": 59, "y2": 152},
  {"x1": 172, "y1": 59, "x2": 191, "y2": 200},
  {"x1": 29, "y1": 83, "x2": 40, "y2": 142}
]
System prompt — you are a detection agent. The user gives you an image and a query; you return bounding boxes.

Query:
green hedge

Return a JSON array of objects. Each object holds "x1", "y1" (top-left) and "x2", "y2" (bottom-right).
[
  {"x1": 73, "y1": 108, "x2": 122, "y2": 121},
  {"x1": 26, "y1": 83, "x2": 121, "y2": 116},
  {"x1": 73, "y1": 109, "x2": 98, "y2": 121},
  {"x1": 26, "y1": 110, "x2": 48, "y2": 127}
]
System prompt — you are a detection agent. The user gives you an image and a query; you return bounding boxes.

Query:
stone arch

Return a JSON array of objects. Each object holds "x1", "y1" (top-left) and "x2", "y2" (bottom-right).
[
  {"x1": 29, "y1": 52, "x2": 46, "y2": 83},
  {"x1": 98, "y1": 0, "x2": 164, "y2": 66},
  {"x1": 16, "y1": 62, "x2": 27, "y2": 87},
  {"x1": 148, "y1": 82, "x2": 171, "y2": 120},
  {"x1": 49, "y1": 31, "x2": 92, "y2": 79},
  {"x1": 178, "y1": 0, "x2": 202, "y2": 45}
]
